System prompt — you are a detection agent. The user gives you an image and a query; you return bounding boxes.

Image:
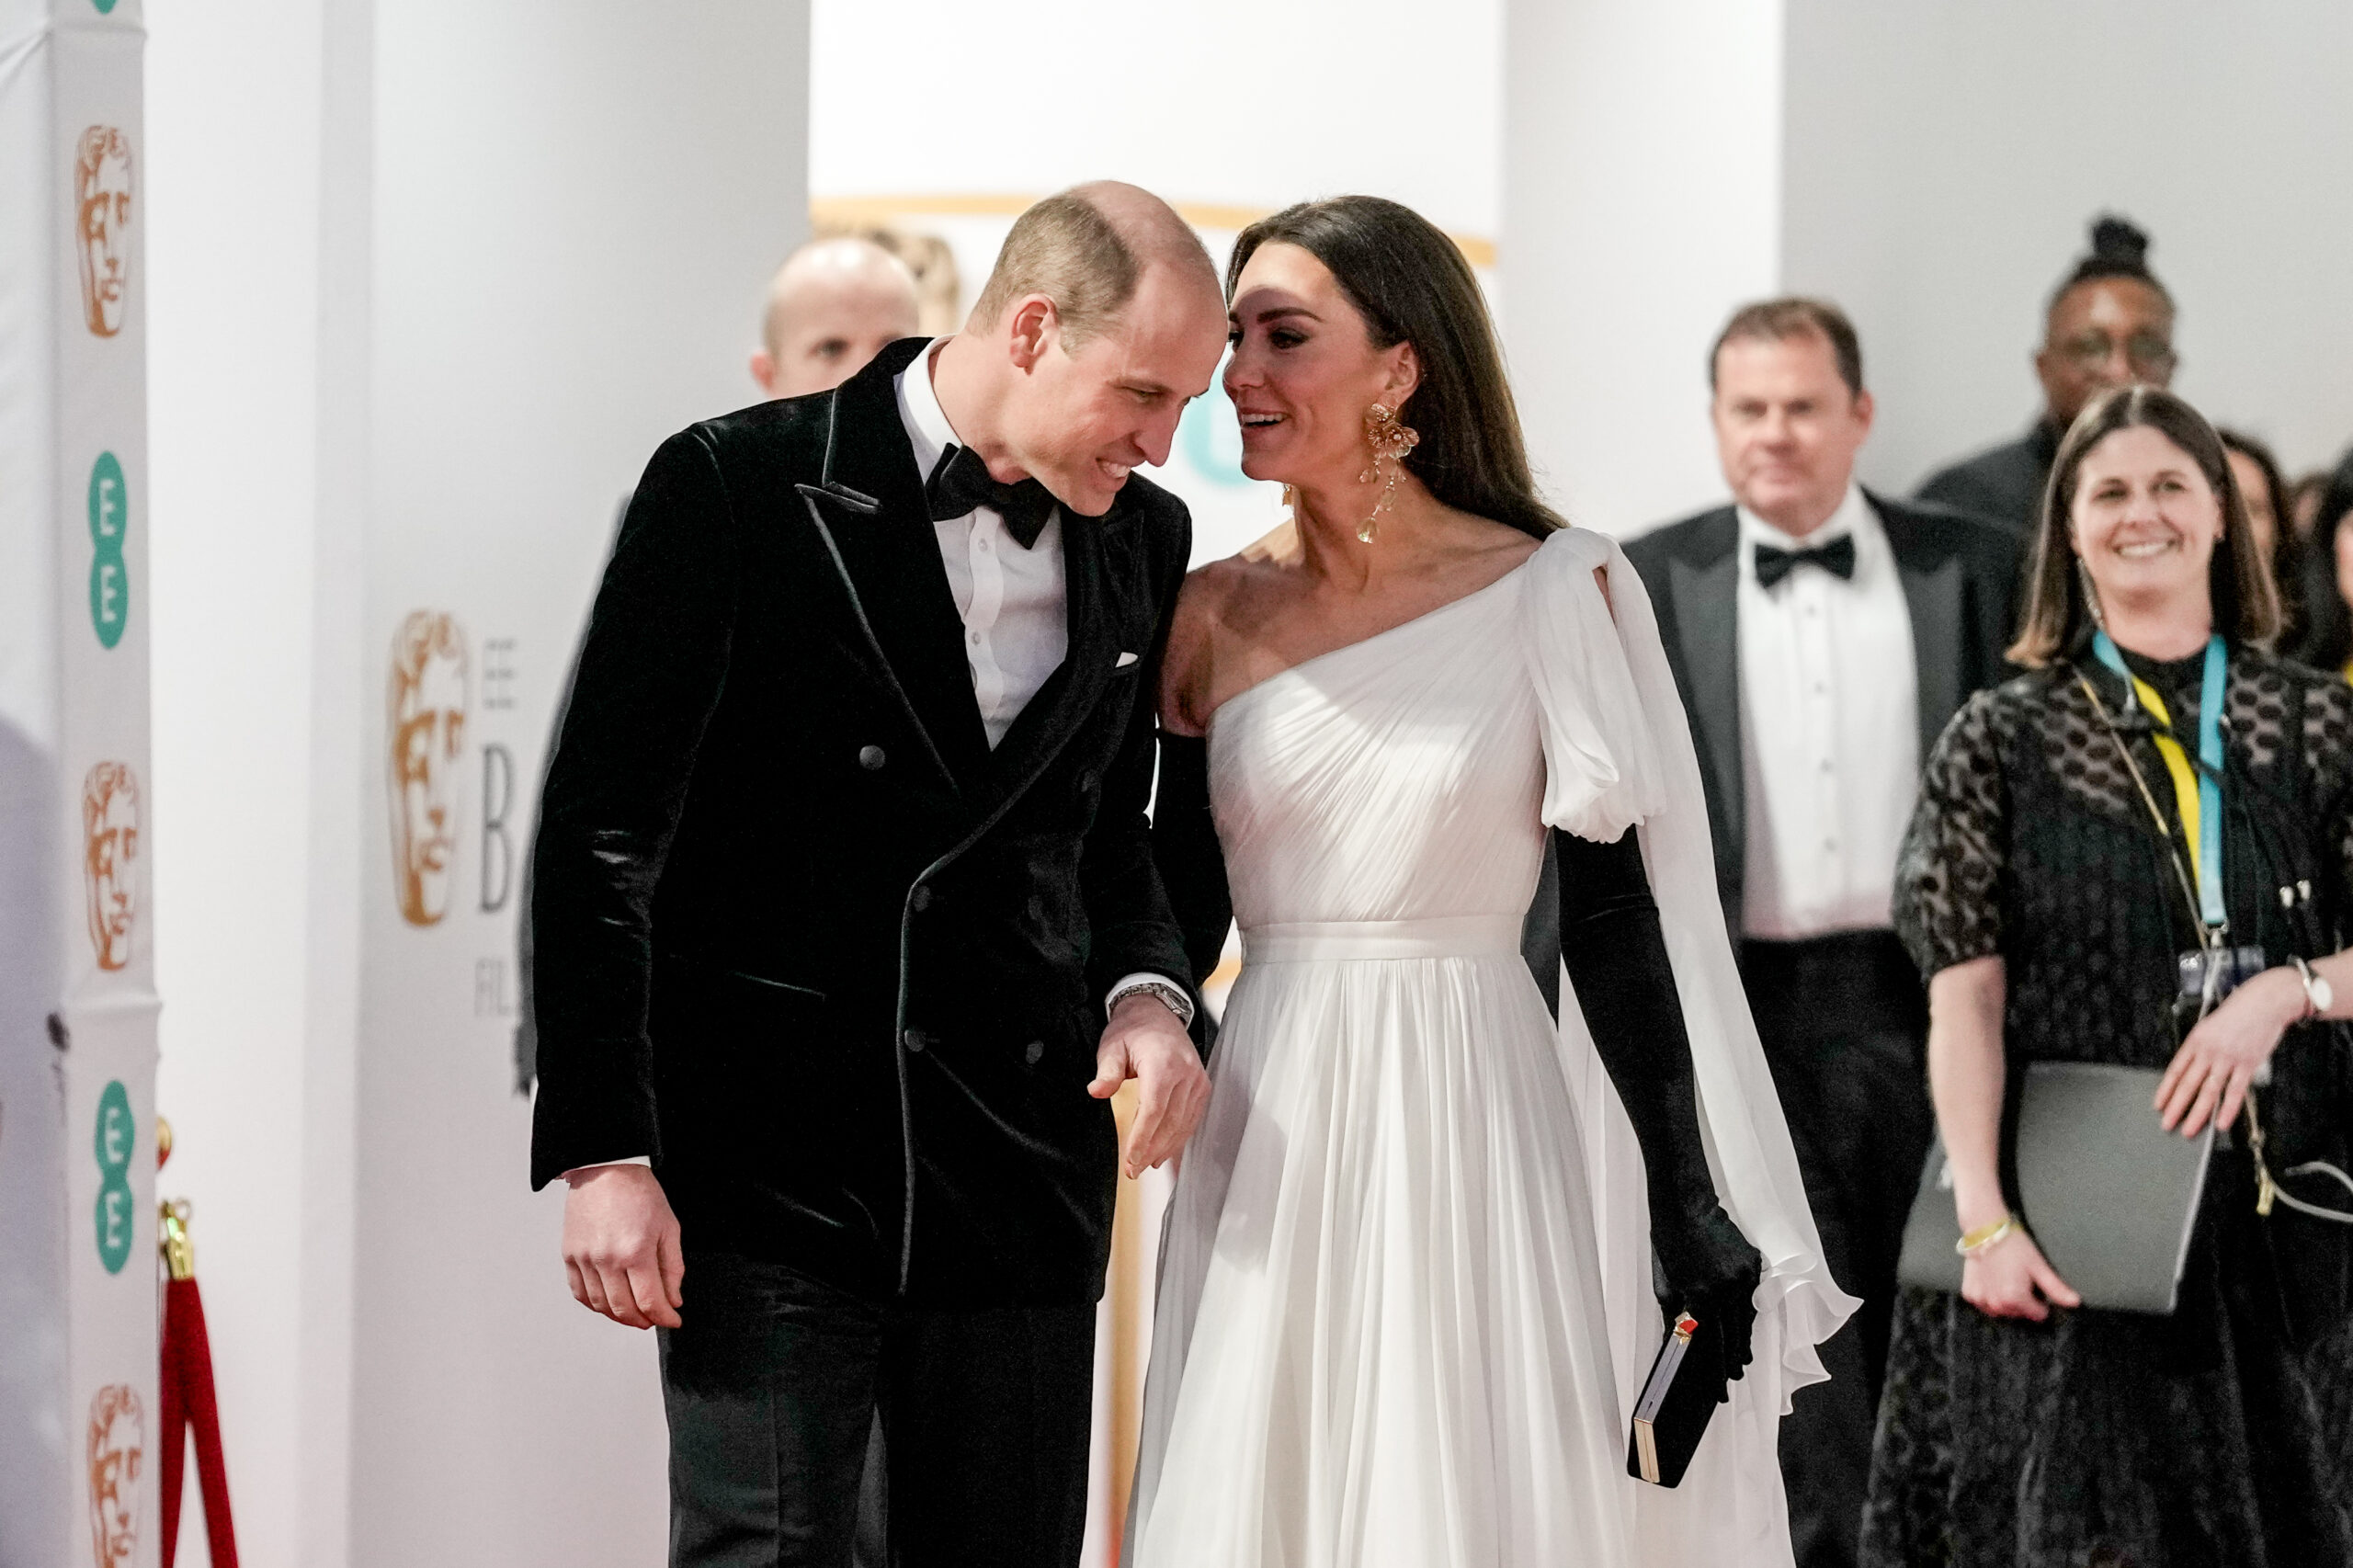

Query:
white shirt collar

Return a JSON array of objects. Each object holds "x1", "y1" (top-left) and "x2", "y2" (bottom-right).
[
  {"x1": 893, "y1": 335, "x2": 961, "y2": 482},
  {"x1": 1737, "y1": 483, "x2": 1870, "y2": 554}
]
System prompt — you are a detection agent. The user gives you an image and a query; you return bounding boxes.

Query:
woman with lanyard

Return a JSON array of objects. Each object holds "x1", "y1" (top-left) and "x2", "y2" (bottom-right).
[{"x1": 1860, "y1": 385, "x2": 2353, "y2": 1567}]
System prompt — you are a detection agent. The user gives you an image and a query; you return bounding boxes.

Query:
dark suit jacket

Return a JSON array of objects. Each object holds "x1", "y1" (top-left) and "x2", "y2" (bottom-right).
[
  {"x1": 528, "y1": 337, "x2": 1193, "y2": 1307},
  {"x1": 1915, "y1": 420, "x2": 2060, "y2": 538},
  {"x1": 1619, "y1": 490, "x2": 2021, "y2": 936}
]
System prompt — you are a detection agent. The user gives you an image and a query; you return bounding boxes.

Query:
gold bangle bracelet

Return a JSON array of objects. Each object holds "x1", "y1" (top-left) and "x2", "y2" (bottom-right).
[{"x1": 1956, "y1": 1214, "x2": 2019, "y2": 1256}]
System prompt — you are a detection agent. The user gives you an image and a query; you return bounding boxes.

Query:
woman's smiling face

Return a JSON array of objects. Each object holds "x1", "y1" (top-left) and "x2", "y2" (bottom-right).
[
  {"x1": 1222, "y1": 241, "x2": 1415, "y2": 490},
  {"x1": 2071, "y1": 423, "x2": 2224, "y2": 616}
]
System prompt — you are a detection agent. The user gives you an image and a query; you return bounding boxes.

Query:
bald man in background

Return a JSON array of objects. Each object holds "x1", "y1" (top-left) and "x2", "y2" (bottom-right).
[{"x1": 750, "y1": 236, "x2": 923, "y2": 399}]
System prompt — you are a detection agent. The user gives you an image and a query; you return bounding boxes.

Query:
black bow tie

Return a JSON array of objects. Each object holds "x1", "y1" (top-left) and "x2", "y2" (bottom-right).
[
  {"x1": 924, "y1": 445, "x2": 1057, "y2": 548},
  {"x1": 1753, "y1": 534, "x2": 1856, "y2": 590}
]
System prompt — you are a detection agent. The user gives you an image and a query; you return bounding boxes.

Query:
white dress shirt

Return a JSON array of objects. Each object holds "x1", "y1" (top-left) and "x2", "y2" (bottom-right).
[
  {"x1": 1735, "y1": 484, "x2": 1920, "y2": 939},
  {"x1": 896, "y1": 338, "x2": 1067, "y2": 750},
  {"x1": 897, "y1": 339, "x2": 1184, "y2": 1020}
]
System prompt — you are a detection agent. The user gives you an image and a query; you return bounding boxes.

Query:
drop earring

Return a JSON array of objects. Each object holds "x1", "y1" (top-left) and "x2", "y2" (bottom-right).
[
  {"x1": 1356, "y1": 402, "x2": 1420, "y2": 544},
  {"x1": 2075, "y1": 556, "x2": 2106, "y2": 626}
]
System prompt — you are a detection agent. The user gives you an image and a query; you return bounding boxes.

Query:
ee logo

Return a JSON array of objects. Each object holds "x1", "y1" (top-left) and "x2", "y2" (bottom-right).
[
  {"x1": 88, "y1": 452, "x2": 129, "y2": 650},
  {"x1": 93, "y1": 1079, "x2": 135, "y2": 1274}
]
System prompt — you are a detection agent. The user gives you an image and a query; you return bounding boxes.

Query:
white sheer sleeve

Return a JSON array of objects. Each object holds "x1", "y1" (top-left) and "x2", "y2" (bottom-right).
[{"x1": 1522, "y1": 528, "x2": 1859, "y2": 1562}]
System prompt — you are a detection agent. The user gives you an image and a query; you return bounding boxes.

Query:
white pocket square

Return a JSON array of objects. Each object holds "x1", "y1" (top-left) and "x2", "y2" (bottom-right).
[{"x1": 1115, "y1": 651, "x2": 1140, "y2": 668}]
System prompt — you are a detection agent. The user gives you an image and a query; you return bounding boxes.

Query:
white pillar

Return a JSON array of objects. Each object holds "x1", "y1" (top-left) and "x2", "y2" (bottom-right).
[
  {"x1": 0, "y1": 3, "x2": 160, "y2": 1566},
  {"x1": 1501, "y1": 0, "x2": 1785, "y2": 537}
]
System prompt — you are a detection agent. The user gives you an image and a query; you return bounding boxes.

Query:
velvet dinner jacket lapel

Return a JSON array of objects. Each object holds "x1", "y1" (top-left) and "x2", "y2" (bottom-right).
[
  {"x1": 1665, "y1": 492, "x2": 1967, "y2": 879},
  {"x1": 797, "y1": 338, "x2": 992, "y2": 790},
  {"x1": 792, "y1": 337, "x2": 1131, "y2": 810}
]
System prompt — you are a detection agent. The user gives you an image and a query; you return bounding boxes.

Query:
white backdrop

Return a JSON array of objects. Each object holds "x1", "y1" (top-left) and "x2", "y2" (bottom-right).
[
  {"x1": 143, "y1": 4, "x2": 810, "y2": 1566},
  {"x1": 1783, "y1": 0, "x2": 2353, "y2": 493},
  {"x1": 350, "y1": 5, "x2": 809, "y2": 1564},
  {"x1": 1505, "y1": 0, "x2": 2353, "y2": 543}
]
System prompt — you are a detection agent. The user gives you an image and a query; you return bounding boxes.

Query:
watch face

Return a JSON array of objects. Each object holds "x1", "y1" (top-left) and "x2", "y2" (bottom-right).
[{"x1": 2315, "y1": 976, "x2": 2336, "y2": 1014}]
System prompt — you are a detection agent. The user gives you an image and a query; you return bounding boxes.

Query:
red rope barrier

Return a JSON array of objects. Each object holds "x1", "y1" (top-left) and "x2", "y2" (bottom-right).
[{"x1": 159, "y1": 1269, "x2": 238, "y2": 1566}]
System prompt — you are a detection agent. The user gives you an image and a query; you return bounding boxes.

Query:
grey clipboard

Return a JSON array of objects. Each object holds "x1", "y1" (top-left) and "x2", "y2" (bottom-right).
[{"x1": 1898, "y1": 1062, "x2": 2215, "y2": 1313}]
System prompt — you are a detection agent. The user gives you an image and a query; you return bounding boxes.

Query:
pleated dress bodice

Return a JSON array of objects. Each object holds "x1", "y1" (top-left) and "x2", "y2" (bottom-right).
[{"x1": 1209, "y1": 568, "x2": 1549, "y2": 936}]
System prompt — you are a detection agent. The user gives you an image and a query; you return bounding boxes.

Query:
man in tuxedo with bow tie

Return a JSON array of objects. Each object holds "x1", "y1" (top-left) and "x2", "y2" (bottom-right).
[
  {"x1": 528, "y1": 182, "x2": 1228, "y2": 1568},
  {"x1": 1612, "y1": 299, "x2": 2018, "y2": 1568}
]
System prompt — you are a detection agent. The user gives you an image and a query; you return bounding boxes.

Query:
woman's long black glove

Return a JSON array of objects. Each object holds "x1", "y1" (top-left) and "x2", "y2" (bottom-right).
[
  {"x1": 1556, "y1": 825, "x2": 1761, "y2": 1398},
  {"x1": 1153, "y1": 732, "x2": 1232, "y2": 1056}
]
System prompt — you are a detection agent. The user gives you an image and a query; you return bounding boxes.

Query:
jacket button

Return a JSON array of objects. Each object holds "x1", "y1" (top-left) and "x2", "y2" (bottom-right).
[
  {"x1": 1076, "y1": 770, "x2": 1098, "y2": 796},
  {"x1": 902, "y1": 1028, "x2": 928, "y2": 1053},
  {"x1": 910, "y1": 885, "x2": 933, "y2": 913},
  {"x1": 1023, "y1": 1040, "x2": 1045, "y2": 1066},
  {"x1": 858, "y1": 744, "x2": 886, "y2": 770}
]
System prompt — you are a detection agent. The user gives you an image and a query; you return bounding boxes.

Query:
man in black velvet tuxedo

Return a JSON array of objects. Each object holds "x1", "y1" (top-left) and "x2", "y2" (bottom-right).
[
  {"x1": 529, "y1": 182, "x2": 1228, "y2": 1568},
  {"x1": 1530, "y1": 300, "x2": 2018, "y2": 1568}
]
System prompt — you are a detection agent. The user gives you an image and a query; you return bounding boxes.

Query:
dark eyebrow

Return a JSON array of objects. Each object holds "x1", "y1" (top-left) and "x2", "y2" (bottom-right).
[{"x1": 1237, "y1": 304, "x2": 1322, "y2": 327}]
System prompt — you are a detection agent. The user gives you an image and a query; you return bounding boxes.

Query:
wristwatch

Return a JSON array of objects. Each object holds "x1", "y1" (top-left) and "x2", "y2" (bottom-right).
[
  {"x1": 2291, "y1": 955, "x2": 2334, "y2": 1020},
  {"x1": 1108, "y1": 978, "x2": 1196, "y2": 1028}
]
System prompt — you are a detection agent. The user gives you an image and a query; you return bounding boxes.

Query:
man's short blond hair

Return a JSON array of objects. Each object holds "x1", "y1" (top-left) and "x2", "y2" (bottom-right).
[{"x1": 969, "y1": 184, "x2": 1212, "y2": 349}]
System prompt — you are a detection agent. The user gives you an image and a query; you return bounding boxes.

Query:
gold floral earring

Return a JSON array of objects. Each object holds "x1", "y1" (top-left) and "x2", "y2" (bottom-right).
[{"x1": 1356, "y1": 402, "x2": 1420, "y2": 544}]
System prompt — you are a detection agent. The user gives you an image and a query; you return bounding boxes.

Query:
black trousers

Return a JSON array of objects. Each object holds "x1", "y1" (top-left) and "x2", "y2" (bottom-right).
[
  {"x1": 1738, "y1": 931, "x2": 1933, "y2": 1568},
  {"x1": 657, "y1": 1252, "x2": 1097, "y2": 1568}
]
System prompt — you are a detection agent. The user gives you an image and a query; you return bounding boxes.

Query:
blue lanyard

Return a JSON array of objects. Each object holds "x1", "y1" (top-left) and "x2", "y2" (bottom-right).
[{"x1": 2093, "y1": 630, "x2": 2228, "y2": 930}]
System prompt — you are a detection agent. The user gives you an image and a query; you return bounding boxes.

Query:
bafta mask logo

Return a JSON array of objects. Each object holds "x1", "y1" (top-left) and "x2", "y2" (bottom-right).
[
  {"x1": 388, "y1": 611, "x2": 469, "y2": 926},
  {"x1": 82, "y1": 762, "x2": 140, "y2": 972},
  {"x1": 75, "y1": 128, "x2": 133, "y2": 338},
  {"x1": 86, "y1": 1383, "x2": 142, "y2": 1568}
]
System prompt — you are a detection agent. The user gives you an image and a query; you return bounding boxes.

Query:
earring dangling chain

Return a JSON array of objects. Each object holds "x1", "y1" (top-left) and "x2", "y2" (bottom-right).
[{"x1": 1356, "y1": 402, "x2": 1420, "y2": 544}]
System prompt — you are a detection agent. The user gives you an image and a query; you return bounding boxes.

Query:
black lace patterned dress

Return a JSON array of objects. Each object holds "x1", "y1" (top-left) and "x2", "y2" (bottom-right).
[{"x1": 1860, "y1": 645, "x2": 2353, "y2": 1568}]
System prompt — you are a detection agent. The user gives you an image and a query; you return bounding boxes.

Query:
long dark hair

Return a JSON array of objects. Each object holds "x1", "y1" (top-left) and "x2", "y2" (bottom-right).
[
  {"x1": 2292, "y1": 454, "x2": 2353, "y2": 672},
  {"x1": 2217, "y1": 427, "x2": 2306, "y2": 644},
  {"x1": 1226, "y1": 197, "x2": 1564, "y2": 540},
  {"x1": 2010, "y1": 386, "x2": 2281, "y2": 666}
]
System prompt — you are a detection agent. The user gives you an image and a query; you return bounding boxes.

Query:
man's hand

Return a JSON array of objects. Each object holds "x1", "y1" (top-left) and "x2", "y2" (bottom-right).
[
  {"x1": 1089, "y1": 994, "x2": 1210, "y2": 1178},
  {"x1": 562, "y1": 1165, "x2": 685, "y2": 1330}
]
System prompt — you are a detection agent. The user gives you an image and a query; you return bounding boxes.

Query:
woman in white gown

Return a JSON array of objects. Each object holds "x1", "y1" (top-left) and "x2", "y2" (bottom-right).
[{"x1": 1126, "y1": 198, "x2": 1857, "y2": 1567}]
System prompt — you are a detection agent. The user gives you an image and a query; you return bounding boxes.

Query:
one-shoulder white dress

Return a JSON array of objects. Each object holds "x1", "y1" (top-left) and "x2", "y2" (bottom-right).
[{"x1": 1124, "y1": 528, "x2": 1857, "y2": 1567}]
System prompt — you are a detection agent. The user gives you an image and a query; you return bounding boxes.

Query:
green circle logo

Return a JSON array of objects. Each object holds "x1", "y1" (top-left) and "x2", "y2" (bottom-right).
[
  {"x1": 92, "y1": 0, "x2": 118, "y2": 12},
  {"x1": 93, "y1": 1080, "x2": 135, "y2": 1274},
  {"x1": 87, "y1": 452, "x2": 129, "y2": 650}
]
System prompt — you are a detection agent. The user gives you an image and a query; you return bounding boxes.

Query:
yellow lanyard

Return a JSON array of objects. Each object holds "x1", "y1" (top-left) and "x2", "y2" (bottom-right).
[{"x1": 2128, "y1": 674, "x2": 2203, "y2": 896}]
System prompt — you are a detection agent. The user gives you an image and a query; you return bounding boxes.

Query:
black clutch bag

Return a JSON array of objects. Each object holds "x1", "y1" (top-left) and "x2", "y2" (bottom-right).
[{"x1": 1625, "y1": 1312, "x2": 1719, "y2": 1487}]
